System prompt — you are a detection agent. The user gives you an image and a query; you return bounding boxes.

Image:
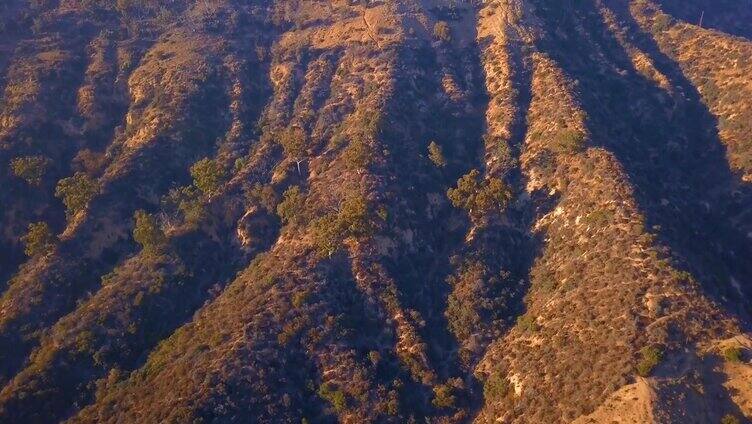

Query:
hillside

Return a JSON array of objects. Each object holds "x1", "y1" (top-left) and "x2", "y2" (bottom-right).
[{"x1": 0, "y1": 0, "x2": 751, "y2": 423}]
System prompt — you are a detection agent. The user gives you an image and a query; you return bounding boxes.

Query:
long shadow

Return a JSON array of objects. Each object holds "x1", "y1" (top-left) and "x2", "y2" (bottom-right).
[
  {"x1": 532, "y1": 0, "x2": 752, "y2": 325},
  {"x1": 458, "y1": 13, "x2": 554, "y2": 418},
  {"x1": 319, "y1": 253, "x2": 434, "y2": 421},
  {"x1": 654, "y1": 0, "x2": 752, "y2": 39},
  {"x1": 380, "y1": 9, "x2": 547, "y2": 419}
]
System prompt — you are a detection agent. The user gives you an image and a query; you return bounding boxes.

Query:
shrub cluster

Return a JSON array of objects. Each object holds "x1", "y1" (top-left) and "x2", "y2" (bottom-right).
[
  {"x1": 133, "y1": 210, "x2": 167, "y2": 255},
  {"x1": 428, "y1": 141, "x2": 447, "y2": 168},
  {"x1": 310, "y1": 195, "x2": 373, "y2": 257},
  {"x1": 55, "y1": 172, "x2": 99, "y2": 215},
  {"x1": 11, "y1": 155, "x2": 49, "y2": 185},
  {"x1": 636, "y1": 346, "x2": 663, "y2": 377},
  {"x1": 447, "y1": 169, "x2": 512, "y2": 220},
  {"x1": 433, "y1": 21, "x2": 451, "y2": 42},
  {"x1": 190, "y1": 158, "x2": 225, "y2": 197},
  {"x1": 21, "y1": 222, "x2": 55, "y2": 257}
]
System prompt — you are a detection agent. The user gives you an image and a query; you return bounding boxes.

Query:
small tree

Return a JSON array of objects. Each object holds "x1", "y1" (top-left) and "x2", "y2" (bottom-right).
[
  {"x1": 276, "y1": 186, "x2": 304, "y2": 225},
  {"x1": 447, "y1": 169, "x2": 512, "y2": 220},
  {"x1": 723, "y1": 346, "x2": 743, "y2": 363},
  {"x1": 636, "y1": 346, "x2": 663, "y2": 377},
  {"x1": 318, "y1": 382, "x2": 347, "y2": 413},
  {"x1": 343, "y1": 140, "x2": 372, "y2": 172},
  {"x1": 428, "y1": 141, "x2": 447, "y2": 168},
  {"x1": 21, "y1": 222, "x2": 55, "y2": 257},
  {"x1": 483, "y1": 369, "x2": 510, "y2": 400},
  {"x1": 190, "y1": 158, "x2": 225, "y2": 196},
  {"x1": 434, "y1": 21, "x2": 451, "y2": 42},
  {"x1": 11, "y1": 155, "x2": 49, "y2": 186},
  {"x1": 133, "y1": 210, "x2": 167, "y2": 254},
  {"x1": 432, "y1": 384, "x2": 456, "y2": 409},
  {"x1": 552, "y1": 129, "x2": 585, "y2": 154},
  {"x1": 337, "y1": 195, "x2": 371, "y2": 236},
  {"x1": 55, "y1": 172, "x2": 98, "y2": 215},
  {"x1": 310, "y1": 214, "x2": 341, "y2": 257},
  {"x1": 280, "y1": 127, "x2": 307, "y2": 175},
  {"x1": 721, "y1": 414, "x2": 740, "y2": 424},
  {"x1": 310, "y1": 194, "x2": 373, "y2": 257}
]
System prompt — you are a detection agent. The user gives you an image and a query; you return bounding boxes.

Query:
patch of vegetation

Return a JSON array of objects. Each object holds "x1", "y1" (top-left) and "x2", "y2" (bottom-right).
[
  {"x1": 516, "y1": 314, "x2": 538, "y2": 333},
  {"x1": 276, "y1": 186, "x2": 304, "y2": 225},
  {"x1": 280, "y1": 127, "x2": 307, "y2": 173},
  {"x1": 584, "y1": 209, "x2": 614, "y2": 226},
  {"x1": 652, "y1": 13, "x2": 672, "y2": 34},
  {"x1": 483, "y1": 369, "x2": 510, "y2": 400},
  {"x1": 318, "y1": 382, "x2": 347, "y2": 413},
  {"x1": 11, "y1": 155, "x2": 50, "y2": 185},
  {"x1": 291, "y1": 290, "x2": 310, "y2": 308},
  {"x1": 636, "y1": 346, "x2": 663, "y2": 377},
  {"x1": 721, "y1": 414, "x2": 740, "y2": 424},
  {"x1": 368, "y1": 351, "x2": 381, "y2": 366},
  {"x1": 432, "y1": 383, "x2": 456, "y2": 409},
  {"x1": 342, "y1": 139, "x2": 372, "y2": 172},
  {"x1": 447, "y1": 169, "x2": 512, "y2": 220},
  {"x1": 722, "y1": 346, "x2": 743, "y2": 363},
  {"x1": 190, "y1": 158, "x2": 225, "y2": 197},
  {"x1": 55, "y1": 172, "x2": 98, "y2": 215},
  {"x1": 310, "y1": 194, "x2": 373, "y2": 257},
  {"x1": 133, "y1": 210, "x2": 167, "y2": 255},
  {"x1": 433, "y1": 21, "x2": 451, "y2": 42},
  {"x1": 552, "y1": 129, "x2": 585, "y2": 154},
  {"x1": 21, "y1": 222, "x2": 55, "y2": 257},
  {"x1": 428, "y1": 141, "x2": 447, "y2": 168}
]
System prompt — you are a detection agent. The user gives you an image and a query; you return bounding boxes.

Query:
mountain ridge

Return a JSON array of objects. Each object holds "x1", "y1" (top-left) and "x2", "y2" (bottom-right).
[{"x1": 1, "y1": 0, "x2": 751, "y2": 423}]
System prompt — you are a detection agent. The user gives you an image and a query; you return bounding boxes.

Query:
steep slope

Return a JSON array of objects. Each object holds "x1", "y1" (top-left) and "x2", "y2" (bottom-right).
[{"x1": 0, "y1": 0, "x2": 750, "y2": 423}]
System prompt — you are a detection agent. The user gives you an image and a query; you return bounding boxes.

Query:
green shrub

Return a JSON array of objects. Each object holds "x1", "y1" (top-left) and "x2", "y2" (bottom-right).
[
  {"x1": 483, "y1": 369, "x2": 510, "y2": 400},
  {"x1": 337, "y1": 195, "x2": 371, "y2": 236},
  {"x1": 11, "y1": 155, "x2": 49, "y2": 185},
  {"x1": 434, "y1": 21, "x2": 451, "y2": 42},
  {"x1": 318, "y1": 382, "x2": 347, "y2": 412},
  {"x1": 447, "y1": 169, "x2": 512, "y2": 220},
  {"x1": 21, "y1": 222, "x2": 55, "y2": 257},
  {"x1": 55, "y1": 172, "x2": 98, "y2": 215},
  {"x1": 279, "y1": 127, "x2": 308, "y2": 174},
  {"x1": 310, "y1": 194, "x2": 373, "y2": 257},
  {"x1": 552, "y1": 129, "x2": 585, "y2": 154},
  {"x1": 276, "y1": 186, "x2": 304, "y2": 225},
  {"x1": 342, "y1": 140, "x2": 372, "y2": 171},
  {"x1": 310, "y1": 215, "x2": 341, "y2": 257},
  {"x1": 652, "y1": 13, "x2": 671, "y2": 34},
  {"x1": 516, "y1": 314, "x2": 538, "y2": 332},
  {"x1": 280, "y1": 127, "x2": 306, "y2": 160},
  {"x1": 291, "y1": 290, "x2": 310, "y2": 308},
  {"x1": 636, "y1": 346, "x2": 663, "y2": 377},
  {"x1": 721, "y1": 414, "x2": 740, "y2": 424},
  {"x1": 428, "y1": 141, "x2": 447, "y2": 168},
  {"x1": 723, "y1": 346, "x2": 743, "y2": 363},
  {"x1": 190, "y1": 158, "x2": 225, "y2": 196},
  {"x1": 133, "y1": 210, "x2": 167, "y2": 254},
  {"x1": 432, "y1": 383, "x2": 456, "y2": 409}
]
